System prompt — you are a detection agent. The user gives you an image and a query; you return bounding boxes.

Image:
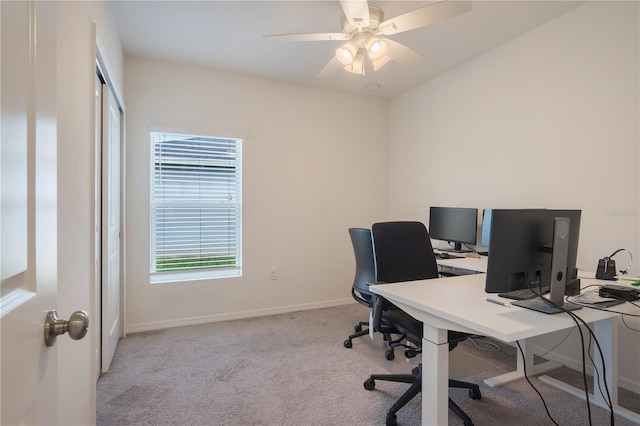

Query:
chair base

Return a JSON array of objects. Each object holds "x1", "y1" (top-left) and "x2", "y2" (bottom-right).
[
  {"x1": 344, "y1": 321, "x2": 403, "y2": 361},
  {"x1": 364, "y1": 364, "x2": 481, "y2": 426},
  {"x1": 343, "y1": 321, "x2": 370, "y2": 348}
]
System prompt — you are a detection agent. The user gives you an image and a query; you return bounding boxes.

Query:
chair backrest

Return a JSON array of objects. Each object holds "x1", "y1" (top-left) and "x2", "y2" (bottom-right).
[
  {"x1": 372, "y1": 222, "x2": 472, "y2": 348},
  {"x1": 371, "y1": 221, "x2": 439, "y2": 283},
  {"x1": 348, "y1": 228, "x2": 377, "y2": 305}
]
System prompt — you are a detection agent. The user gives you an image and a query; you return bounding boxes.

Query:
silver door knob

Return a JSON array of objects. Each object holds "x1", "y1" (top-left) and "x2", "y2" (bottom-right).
[{"x1": 44, "y1": 310, "x2": 89, "y2": 347}]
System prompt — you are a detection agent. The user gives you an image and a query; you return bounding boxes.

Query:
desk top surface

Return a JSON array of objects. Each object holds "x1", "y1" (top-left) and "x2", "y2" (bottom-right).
[
  {"x1": 370, "y1": 274, "x2": 638, "y2": 343},
  {"x1": 436, "y1": 254, "x2": 487, "y2": 272}
]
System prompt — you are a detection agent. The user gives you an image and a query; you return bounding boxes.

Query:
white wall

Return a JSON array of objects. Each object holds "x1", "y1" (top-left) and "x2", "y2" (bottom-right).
[
  {"x1": 56, "y1": 1, "x2": 123, "y2": 424},
  {"x1": 388, "y1": 2, "x2": 639, "y2": 389},
  {"x1": 124, "y1": 57, "x2": 388, "y2": 332}
]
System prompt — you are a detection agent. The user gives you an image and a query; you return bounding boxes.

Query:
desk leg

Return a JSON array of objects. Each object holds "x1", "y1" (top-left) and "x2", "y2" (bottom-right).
[
  {"x1": 484, "y1": 339, "x2": 562, "y2": 388},
  {"x1": 422, "y1": 325, "x2": 449, "y2": 426},
  {"x1": 592, "y1": 317, "x2": 618, "y2": 408},
  {"x1": 539, "y1": 317, "x2": 639, "y2": 423}
]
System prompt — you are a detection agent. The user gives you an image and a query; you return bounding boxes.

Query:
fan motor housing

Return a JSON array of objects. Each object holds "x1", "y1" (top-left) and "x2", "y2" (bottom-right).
[{"x1": 341, "y1": 5, "x2": 385, "y2": 35}]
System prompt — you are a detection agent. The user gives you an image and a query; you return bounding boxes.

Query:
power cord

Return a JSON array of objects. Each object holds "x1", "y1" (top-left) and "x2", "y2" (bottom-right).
[
  {"x1": 536, "y1": 327, "x2": 575, "y2": 358},
  {"x1": 520, "y1": 285, "x2": 616, "y2": 425},
  {"x1": 621, "y1": 315, "x2": 640, "y2": 332},
  {"x1": 467, "y1": 337, "x2": 500, "y2": 352},
  {"x1": 516, "y1": 340, "x2": 560, "y2": 426},
  {"x1": 554, "y1": 301, "x2": 615, "y2": 425},
  {"x1": 520, "y1": 281, "x2": 640, "y2": 424}
]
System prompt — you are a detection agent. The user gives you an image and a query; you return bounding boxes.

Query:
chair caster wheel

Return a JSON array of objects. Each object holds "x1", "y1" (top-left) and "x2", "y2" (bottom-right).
[
  {"x1": 363, "y1": 378, "x2": 375, "y2": 391},
  {"x1": 405, "y1": 348, "x2": 419, "y2": 359},
  {"x1": 343, "y1": 339, "x2": 352, "y2": 348},
  {"x1": 385, "y1": 349, "x2": 395, "y2": 360},
  {"x1": 354, "y1": 324, "x2": 362, "y2": 332},
  {"x1": 469, "y1": 388, "x2": 481, "y2": 400},
  {"x1": 386, "y1": 413, "x2": 397, "y2": 426}
]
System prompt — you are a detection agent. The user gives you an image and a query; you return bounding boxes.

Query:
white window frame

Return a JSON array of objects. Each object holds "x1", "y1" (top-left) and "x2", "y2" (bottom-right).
[{"x1": 149, "y1": 130, "x2": 242, "y2": 283}]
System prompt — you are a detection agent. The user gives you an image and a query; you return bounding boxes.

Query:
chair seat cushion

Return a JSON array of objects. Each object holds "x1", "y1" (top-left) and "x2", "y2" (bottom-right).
[
  {"x1": 382, "y1": 309, "x2": 423, "y2": 342},
  {"x1": 383, "y1": 309, "x2": 473, "y2": 348}
]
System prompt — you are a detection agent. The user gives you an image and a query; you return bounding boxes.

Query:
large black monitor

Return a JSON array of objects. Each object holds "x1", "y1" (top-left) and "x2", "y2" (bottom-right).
[
  {"x1": 485, "y1": 209, "x2": 581, "y2": 307},
  {"x1": 428, "y1": 207, "x2": 478, "y2": 252},
  {"x1": 485, "y1": 209, "x2": 547, "y2": 293}
]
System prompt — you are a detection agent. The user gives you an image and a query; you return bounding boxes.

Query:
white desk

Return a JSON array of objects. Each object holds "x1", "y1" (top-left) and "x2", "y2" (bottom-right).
[
  {"x1": 435, "y1": 254, "x2": 487, "y2": 273},
  {"x1": 370, "y1": 274, "x2": 640, "y2": 425}
]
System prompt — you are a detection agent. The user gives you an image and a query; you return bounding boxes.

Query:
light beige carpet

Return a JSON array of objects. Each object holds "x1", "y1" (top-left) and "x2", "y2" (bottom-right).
[{"x1": 97, "y1": 304, "x2": 639, "y2": 425}]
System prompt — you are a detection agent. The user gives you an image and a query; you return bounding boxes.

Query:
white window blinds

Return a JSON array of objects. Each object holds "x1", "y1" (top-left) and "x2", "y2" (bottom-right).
[{"x1": 150, "y1": 132, "x2": 242, "y2": 278}]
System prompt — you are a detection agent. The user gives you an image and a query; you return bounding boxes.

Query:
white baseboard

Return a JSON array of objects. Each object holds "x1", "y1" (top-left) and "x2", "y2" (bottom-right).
[{"x1": 125, "y1": 297, "x2": 354, "y2": 334}]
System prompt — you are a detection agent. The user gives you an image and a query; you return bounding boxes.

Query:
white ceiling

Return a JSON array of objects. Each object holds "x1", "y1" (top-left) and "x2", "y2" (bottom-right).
[{"x1": 109, "y1": 1, "x2": 584, "y2": 99}]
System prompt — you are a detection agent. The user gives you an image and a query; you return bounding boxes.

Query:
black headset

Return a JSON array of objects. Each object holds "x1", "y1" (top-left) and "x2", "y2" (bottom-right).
[{"x1": 606, "y1": 248, "x2": 633, "y2": 275}]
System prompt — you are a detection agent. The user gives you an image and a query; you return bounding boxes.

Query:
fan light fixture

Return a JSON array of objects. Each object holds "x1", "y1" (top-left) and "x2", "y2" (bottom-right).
[
  {"x1": 263, "y1": 1, "x2": 473, "y2": 77},
  {"x1": 336, "y1": 36, "x2": 388, "y2": 73},
  {"x1": 344, "y1": 50, "x2": 364, "y2": 75},
  {"x1": 366, "y1": 37, "x2": 387, "y2": 61},
  {"x1": 336, "y1": 41, "x2": 358, "y2": 65}
]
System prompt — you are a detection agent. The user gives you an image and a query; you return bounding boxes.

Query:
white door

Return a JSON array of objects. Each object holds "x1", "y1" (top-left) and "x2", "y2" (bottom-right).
[
  {"x1": 1, "y1": 1, "x2": 60, "y2": 424},
  {"x1": 101, "y1": 85, "x2": 122, "y2": 372}
]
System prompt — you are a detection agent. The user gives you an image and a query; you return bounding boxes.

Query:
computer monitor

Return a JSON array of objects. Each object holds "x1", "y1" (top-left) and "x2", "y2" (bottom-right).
[
  {"x1": 513, "y1": 211, "x2": 582, "y2": 314},
  {"x1": 484, "y1": 209, "x2": 547, "y2": 293},
  {"x1": 428, "y1": 207, "x2": 478, "y2": 252},
  {"x1": 484, "y1": 209, "x2": 581, "y2": 304},
  {"x1": 480, "y1": 209, "x2": 492, "y2": 247}
]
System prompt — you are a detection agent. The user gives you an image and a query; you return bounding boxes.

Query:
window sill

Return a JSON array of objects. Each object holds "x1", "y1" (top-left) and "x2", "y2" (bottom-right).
[{"x1": 150, "y1": 267, "x2": 242, "y2": 284}]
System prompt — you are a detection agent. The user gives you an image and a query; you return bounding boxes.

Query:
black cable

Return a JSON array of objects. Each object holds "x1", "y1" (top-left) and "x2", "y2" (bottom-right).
[
  {"x1": 516, "y1": 340, "x2": 559, "y2": 426},
  {"x1": 537, "y1": 327, "x2": 575, "y2": 358},
  {"x1": 518, "y1": 281, "x2": 631, "y2": 423},
  {"x1": 586, "y1": 336, "x2": 601, "y2": 402},
  {"x1": 528, "y1": 290, "x2": 616, "y2": 424},
  {"x1": 523, "y1": 279, "x2": 640, "y2": 424},
  {"x1": 567, "y1": 319, "x2": 593, "y2": 425},
  {"x1": 585, "y1": 334, "x2": 611, "y2": 411},
  {"x1": 621, "y1": 315, "x2": 640, "y2": 332},
  {"x1": 563, "y1": 308, "x2": 615, "y2": 425}
]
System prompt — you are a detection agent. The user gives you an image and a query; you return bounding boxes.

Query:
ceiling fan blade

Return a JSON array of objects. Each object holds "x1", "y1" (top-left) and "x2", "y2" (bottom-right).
[
  {"x1": 377, "y1": 1, "x2": 471, "y2": 36},
  {"x1": 340, "y1": 0, "x2": 370, "y2": 29},
  {"x1": 263, "y1": 33, "x2": 350, "y2": 42},
  {"x1": 319, "y1": 57, "x2": 344, "y2": 77},
  {"x1": 384, "y1": 39, "x2": 425, "y2": 67},
  {"x1": 371, "y1": 55, "x2": 391, "y2": 71}
]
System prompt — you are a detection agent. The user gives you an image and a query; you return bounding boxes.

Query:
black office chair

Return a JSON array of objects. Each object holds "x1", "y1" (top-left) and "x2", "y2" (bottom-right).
[
  {"x1": 343, "y1": 228, "x2": 406, "y2": 360},
  {"x1": 363, "y1": 221, "x2": 481, "y2": 426}
]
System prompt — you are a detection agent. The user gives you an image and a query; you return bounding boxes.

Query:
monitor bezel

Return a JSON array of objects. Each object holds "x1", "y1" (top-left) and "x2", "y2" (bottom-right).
[{"x1": 428, "y1": 206, "x2": 478, "y2": 251}]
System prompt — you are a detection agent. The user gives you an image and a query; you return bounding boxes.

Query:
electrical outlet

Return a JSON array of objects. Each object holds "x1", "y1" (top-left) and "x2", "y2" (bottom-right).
[{"x1": 269, "y1": 268, "x2": 277, "y2": 281}]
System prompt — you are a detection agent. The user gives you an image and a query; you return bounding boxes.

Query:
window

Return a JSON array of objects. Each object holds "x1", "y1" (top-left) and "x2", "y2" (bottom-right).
[{"x1": 150, "y1": 131, "x2": 242, "y2": 282}]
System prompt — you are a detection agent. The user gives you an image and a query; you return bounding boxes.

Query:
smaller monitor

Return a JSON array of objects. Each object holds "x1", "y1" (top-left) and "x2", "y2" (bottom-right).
[
  {"x1": 481, "y1": 209, "x2": 492, "y2": 247},
  {"x1": 428, "y1": 207, "x2": 478, "y2": 252}
]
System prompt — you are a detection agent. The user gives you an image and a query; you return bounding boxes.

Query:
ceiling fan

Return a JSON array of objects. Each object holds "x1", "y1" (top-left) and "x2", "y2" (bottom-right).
[{"x1": 263, "y1": 0, "x2": 472, "y2": 76}]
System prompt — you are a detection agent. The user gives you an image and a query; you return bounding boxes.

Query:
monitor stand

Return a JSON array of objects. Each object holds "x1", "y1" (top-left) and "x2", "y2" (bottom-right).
[
  {"x1": 515, "y1": 217, "x2": 582, "y2": 315},
  {"x1": 440, "y1": 248, "x2": 472, "y2": 253},
  {"x1": 441, "y1": 242, "x2": 472, "y2": 253},
  {"x1": 513, "y1": 298, "x2": 582, "y2": 314}
]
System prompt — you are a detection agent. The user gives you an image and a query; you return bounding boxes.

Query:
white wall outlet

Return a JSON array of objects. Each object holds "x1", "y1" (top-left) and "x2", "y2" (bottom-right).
[{"x1": 269, "y1": 268, "x2": 277, "y2": 281}]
